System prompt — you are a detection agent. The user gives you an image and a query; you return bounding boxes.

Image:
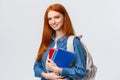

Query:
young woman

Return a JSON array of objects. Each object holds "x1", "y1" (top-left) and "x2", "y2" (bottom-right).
[{"x1": 33, "y1": 3, "x2": 86, "y2": 80}]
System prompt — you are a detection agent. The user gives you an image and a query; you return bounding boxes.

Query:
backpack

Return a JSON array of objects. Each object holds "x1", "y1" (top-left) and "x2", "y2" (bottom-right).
[{"x1": 67, "y1": 35, "x2": 97, "y2": 80}]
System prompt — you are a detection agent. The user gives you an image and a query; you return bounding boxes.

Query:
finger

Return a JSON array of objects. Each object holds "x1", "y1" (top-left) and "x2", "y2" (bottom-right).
[
  {"x1": 46, "y1": 60, "x2": 49, "y2": 65},
  {"x1": 47, "y1": 58, "x2": 52, "y2": 61},
  {"x1": 58, "y1": 76, "x2": 64, "y2": 79},
  {"x1": 47, "y1": 55, "x2": 49, "y2": 59},
  {"x1": 47, "y1": 59, "x2": 54, "y2": 64},
  {"x1": 46, "y1": 57, "x2": 51, "y2": 63},
  {"x1": 48, "y1": 58, "x2": 53, "y2": 63},
  {"x1": 46, "y1": 57, "x2": 49, "y2": 63},
  {"x1": 50, "y1": 60, "x2": 57, "y2": 66}
]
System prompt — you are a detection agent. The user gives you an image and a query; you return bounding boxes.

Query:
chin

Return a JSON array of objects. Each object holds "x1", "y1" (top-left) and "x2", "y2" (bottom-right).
[{"x1": 53, "y1": 28, "x2": 59, "y2": 31}]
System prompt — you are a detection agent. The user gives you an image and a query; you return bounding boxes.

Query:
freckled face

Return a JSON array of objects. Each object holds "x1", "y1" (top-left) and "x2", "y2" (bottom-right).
[{"x1": 48, "y1": 11, "x2": 64, "y2": 31}]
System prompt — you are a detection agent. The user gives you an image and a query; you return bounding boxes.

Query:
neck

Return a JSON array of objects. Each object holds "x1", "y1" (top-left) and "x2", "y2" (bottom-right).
[{"x1": 55, "y1": 31, "x2": 64, "y2": 42}]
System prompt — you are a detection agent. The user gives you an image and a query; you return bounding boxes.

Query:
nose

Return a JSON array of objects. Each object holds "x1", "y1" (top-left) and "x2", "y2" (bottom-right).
[{"x1": 51, "y1": 19, "x2": 56, "y2": 24}]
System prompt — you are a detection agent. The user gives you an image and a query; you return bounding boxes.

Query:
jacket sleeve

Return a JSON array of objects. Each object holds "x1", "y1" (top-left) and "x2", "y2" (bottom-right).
[
  {"x1": 33, "y1": 61, "x2": 44, "y2": 77},
  {"x1": 61, "y1": 37, "x2": 86, "y2": 78}
]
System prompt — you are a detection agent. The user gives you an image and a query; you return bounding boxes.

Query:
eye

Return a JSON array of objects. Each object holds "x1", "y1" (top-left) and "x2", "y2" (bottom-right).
[
  {"x1": 48, "y1": 17, "x2": 52, "y2": 21},
  {"x1": 55, "y1": 16, "x2": 60, "y2": 19}
]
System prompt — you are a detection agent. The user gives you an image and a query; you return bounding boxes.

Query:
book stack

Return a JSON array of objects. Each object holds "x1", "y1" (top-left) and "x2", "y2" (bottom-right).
[{"x1": 49, "y1": 48, "x2": 75, "y2": 68}]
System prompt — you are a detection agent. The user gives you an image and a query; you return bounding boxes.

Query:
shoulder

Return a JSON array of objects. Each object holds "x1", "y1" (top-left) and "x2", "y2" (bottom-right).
[
  {"x1": 73, "y1": 36, "x2": 83, "y2": 48},
  {"x1": 73, "y1": 37, "x2": 80, "y2": 44}
]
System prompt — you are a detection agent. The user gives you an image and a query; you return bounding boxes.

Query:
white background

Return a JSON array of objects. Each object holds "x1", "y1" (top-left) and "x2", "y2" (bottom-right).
[{"x1": 1, "y1": 0, "x2": 120, "y2": 80}]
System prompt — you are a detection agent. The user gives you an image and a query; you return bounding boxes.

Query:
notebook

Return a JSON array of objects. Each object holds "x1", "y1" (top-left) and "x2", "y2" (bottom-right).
[{"x1": 49, "y1": 48, "x2": 75, "y2": 68}]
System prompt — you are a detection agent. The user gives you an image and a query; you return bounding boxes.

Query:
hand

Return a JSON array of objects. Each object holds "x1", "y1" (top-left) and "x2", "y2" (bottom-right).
[
  {"x1": 46, "y1": 56, "x2": 62, "y2": 74},
  {"x1": 42, "y1": 72, "x2": 64, "y2": 80},
  {"x1": 46, "y1": 57, "x2": 57, "y2": 71},
  {"x1": 52, "y1": 78, "x2": 68, "y2": 80}
]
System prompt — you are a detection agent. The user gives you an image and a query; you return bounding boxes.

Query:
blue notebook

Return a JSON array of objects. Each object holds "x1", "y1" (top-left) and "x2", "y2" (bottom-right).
[{"x1": 49, "y1": 48, "x2": 75, "y2": 68}]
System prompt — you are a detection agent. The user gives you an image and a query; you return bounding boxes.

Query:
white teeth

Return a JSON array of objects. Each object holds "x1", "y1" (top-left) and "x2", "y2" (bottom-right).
[{"x1": 52, "y1": 24, "x2": 58, "y2": 28}]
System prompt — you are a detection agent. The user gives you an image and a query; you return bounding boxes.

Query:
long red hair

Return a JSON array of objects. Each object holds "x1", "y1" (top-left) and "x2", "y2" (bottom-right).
[{"x1": 36, "y1": 3, "x2": 75, "y2": 61}]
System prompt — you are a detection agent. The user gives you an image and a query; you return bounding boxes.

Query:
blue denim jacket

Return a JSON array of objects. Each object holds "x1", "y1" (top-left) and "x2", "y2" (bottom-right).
[{"x1": 33, "y1": 35, "x2": 86, "y2": 80}]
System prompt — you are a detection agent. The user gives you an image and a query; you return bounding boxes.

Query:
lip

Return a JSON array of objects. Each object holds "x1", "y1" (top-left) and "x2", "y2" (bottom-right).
[{"x1": 52, "y1": 24, "x2": 58, "y2": 28}]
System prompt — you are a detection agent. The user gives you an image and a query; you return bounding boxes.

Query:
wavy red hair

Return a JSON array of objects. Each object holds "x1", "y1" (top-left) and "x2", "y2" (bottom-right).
[{"x1": 36, "y1": 3, "x2": 75, "y2": 61}]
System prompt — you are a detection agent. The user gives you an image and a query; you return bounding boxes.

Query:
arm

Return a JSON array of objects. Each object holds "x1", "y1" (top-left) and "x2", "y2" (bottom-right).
[
  {"x1": 61, "y1": 37, "x2": 86, "y2": 78},
  {"x1": 45, "y1": 57, "x2": 67, "y2": 80},
  {"x1": 33, "y1": 61, "x2": 44, "y2": 77},
  {"x1": 41, "y1": 72, "x2": 64, "y2": 80},
  {"x1": 34, "y1": 60, "x2": 65, "y2": 79}
]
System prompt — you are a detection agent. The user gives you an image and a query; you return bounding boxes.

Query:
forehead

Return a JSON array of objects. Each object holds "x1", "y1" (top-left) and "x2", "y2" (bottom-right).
[{"x1": 48, "y1": 11, "x2": 63, "y2": 17}]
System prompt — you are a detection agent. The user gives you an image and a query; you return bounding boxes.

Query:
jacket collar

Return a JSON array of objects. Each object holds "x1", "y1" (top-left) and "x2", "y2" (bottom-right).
[{"x1": 52, "y1": 34, "x2": 68, "y2": 43}]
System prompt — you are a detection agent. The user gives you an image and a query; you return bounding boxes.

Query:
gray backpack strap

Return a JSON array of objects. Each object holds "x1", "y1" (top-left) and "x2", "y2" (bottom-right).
[
  {"x1": 67, "y1": 35, "x2": 75, "y2": 52},
  {"x1": 67, "y1": 35, "x2": 82, "y2": 52}
]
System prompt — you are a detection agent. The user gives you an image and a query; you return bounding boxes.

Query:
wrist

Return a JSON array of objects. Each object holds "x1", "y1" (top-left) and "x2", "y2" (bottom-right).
[
  {"x1": 54, "y1": 67, "x2": 62, "y2": 74},
  {"x1": 41, "y1": 72, "x2": 48, "y2": 79}
]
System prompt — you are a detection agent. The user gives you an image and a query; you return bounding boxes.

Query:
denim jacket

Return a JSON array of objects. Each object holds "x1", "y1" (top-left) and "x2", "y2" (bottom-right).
[{"x1": 33, "y1": 35, "x2": 86, "y2": 80}]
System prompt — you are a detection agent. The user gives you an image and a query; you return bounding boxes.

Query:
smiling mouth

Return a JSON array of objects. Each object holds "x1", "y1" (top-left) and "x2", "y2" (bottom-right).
[{"x1": 52, "y1": 24, "x2": 58, "y2": 28}]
